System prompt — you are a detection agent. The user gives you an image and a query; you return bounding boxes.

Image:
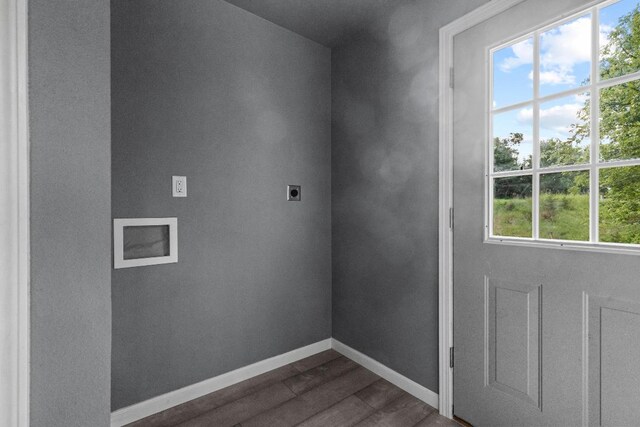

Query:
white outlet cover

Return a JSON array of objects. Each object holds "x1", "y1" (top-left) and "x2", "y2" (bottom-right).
[{"x1": 172, "y1": 176, "x2": 187, "y2": 197}]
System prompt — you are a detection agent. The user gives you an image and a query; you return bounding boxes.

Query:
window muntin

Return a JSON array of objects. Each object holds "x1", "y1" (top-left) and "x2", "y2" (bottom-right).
[{"x1": 489, "y1": 0, "x2": 640, "y2": 248}]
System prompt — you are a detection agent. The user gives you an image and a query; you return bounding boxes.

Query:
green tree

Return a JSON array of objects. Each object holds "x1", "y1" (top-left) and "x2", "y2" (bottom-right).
[
  {"x1": 493, "y1": 132, "x2": 533, "y2": 199},
  {"x1": 596, "y1": 5, "x2": 640, "y2": 242},
  {"x1": 539, "y1": 137, "x2": 589, "y2": 168},
  {"x1": 600, "y1": 5, "x2": 640, "y2": 80},
  {"x1": 539, "y1": 170, "x2": 589, "y2": 196},
  {"x1": 598, "y1": 4, "x2": 640, "y2": 162},
  {"x1": 494, "y1": 175, "x2": 532, "y2": 199},
  {"x1": 494, "y1": 132, "x2": 527, "y2": 172}
]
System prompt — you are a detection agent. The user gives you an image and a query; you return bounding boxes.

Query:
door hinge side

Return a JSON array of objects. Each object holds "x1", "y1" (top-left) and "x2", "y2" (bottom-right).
[
  {"x1": 449, "y1": 207, "x2": 454, "y2": 230},
  {"x1": 449, "y1": 67, "x2": 454, "y2": 89},
  {"x1": 449, "y1": 346, "x2": 454, "y2": 368}
]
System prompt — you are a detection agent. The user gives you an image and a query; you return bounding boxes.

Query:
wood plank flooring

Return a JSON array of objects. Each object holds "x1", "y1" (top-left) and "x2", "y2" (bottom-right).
[{"x1": 126, "y1": 350, "x2": 460, "y2": 427}]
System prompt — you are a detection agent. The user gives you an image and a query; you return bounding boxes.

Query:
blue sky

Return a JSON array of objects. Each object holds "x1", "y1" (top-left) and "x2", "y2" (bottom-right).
[{"x1": 492, "y1": 0, "x2": 639, "y2": 168}]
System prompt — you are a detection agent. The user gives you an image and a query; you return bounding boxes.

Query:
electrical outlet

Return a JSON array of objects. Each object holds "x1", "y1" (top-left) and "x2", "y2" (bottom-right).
[
  {"x1": 287, "y1": 185, "x2": 301, "y2": 201},
  {"x1": 173, "y1": 176, "x2": 187, "y2": 197}
]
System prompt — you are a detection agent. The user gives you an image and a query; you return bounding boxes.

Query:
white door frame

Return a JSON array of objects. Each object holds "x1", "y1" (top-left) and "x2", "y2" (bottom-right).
[
  {"x1": 1, "y1": 0, "x2": 29, "y2": 425},
  {"x1": 437, "y1": 0, "x2": 525, "y2": 419}
]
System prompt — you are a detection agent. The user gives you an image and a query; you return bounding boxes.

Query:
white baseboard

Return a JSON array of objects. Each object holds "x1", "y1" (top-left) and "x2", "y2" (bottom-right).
[
  {"x1": 111, "y1": 337, "x2": 439, "y2": 426},
  {"x1": 331, "y1": 338, "x2": 439, "y2": 410},
  {"x1": 110, "y1": 339, "x2": 332, "y2": 427}
]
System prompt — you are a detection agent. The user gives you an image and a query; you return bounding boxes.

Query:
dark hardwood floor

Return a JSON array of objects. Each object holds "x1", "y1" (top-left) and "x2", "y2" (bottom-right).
[{"x1": 127, "y1": 350, "x2": 460, "y2": 427}]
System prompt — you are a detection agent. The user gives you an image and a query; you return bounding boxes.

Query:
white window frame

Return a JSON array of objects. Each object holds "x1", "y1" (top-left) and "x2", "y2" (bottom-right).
[
  {"x1": 113, "y1": 218, "x2": 178, "y2": 269},
  {"x1": 486, "y1": 0, "x2": 640, "y2": 255},
  {"x1": 1, "y1": 0, "x2": 29, "y2": 425}
]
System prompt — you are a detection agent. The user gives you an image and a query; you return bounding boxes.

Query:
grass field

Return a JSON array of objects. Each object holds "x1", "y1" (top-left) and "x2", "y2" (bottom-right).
[
  {"x1": 493, "y1": 194, "x2": 640, "y2": 243},
  {"x1": 494, "y1": 194, "x2": 589, "y2": 240},
  {"x1": 493, "y1": 196, "x2": 534, "y2": 238},
  {"x1": 494, "y1": 194, "x2": 640, "y2": 243}
]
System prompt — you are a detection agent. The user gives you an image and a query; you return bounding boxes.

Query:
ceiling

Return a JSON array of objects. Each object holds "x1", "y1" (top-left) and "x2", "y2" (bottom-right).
[{"x1": 222, "y1": 0, "x2": 399, "y2": 47}]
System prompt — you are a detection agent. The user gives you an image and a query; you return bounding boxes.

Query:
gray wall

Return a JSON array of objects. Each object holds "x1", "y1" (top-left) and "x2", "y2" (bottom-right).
[
  {"x1": 331, "y1": 0, "x2": 488, "y2": 393},
  {"x1": 29, "y1": 0, "x2": 112, "y2": 425},
  {"x1": 111, "y1": 0, "x2": 331, "y2": 410}
]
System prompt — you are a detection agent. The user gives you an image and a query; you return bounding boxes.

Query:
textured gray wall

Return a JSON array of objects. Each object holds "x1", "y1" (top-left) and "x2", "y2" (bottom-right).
[
  {"x1": 111, "y1": 0, "x2": 331, "y2": 410},
  {"x1": 29, "y1": 0, "x2": 112, "y2": 425},
  {"x1": 331, "y1": 0, "x2": 489, "y2": 393}
]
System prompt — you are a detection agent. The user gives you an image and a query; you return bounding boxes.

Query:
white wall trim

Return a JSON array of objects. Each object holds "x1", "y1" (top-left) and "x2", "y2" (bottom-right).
[
  {"x1": 110, "y1": 339, "x2": 332, "y2": 427},
  {"x1": 1, "y1": 0, "x2": 30, "y2": 425},
  {"x1": 331, "y1": 339, "x2": 439, "y2": 410},
  {"x1": 113, "y1": 217, "x2": 178, "y2": 269},
  {"x1": 438, "y1": 0, "x2": 525, "y2": 419}
]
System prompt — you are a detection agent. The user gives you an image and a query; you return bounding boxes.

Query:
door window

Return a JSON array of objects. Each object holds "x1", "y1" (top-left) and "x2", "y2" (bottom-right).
[{"x1": 489, "y1": 0, "x2": 640, "y2": 248}]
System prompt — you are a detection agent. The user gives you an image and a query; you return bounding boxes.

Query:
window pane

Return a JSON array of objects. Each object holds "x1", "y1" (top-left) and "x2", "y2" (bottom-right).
[
  {"x1": 599, "y1": 165, "x2": 640, "y2": 244},
  {"x1": 493, "y1": 176, "x2": 533, "y2": 238},
  {"x1": 540, "y1": 15, "x2": 592, "y2": 97},
  {"x1": 599, "y1": 80, "x2": 640, "y2": 162},
  {"x1": 493, "y1": 38, "x2": 534, "y2": 108},
  {"x1": 493, "y1": 108, "x2": 533, "y2": 171},
  {"x1": 539, "y1": 171, "x2": 590, "y2": 241},
  {"x1": 540, "y1": 93, "x2": 591, "y2": 167},
  {"x1": 599, "y1": 0, "x2": 640, "y2": 81}
]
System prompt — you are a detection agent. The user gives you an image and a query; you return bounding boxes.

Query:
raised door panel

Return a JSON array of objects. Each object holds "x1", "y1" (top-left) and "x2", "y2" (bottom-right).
[
  {"x1": 587, "y1": 295, "x2": 640, "y2": 426},
  {"x1": 487, "y1": 278, "x2": 541, "y2": 409}
]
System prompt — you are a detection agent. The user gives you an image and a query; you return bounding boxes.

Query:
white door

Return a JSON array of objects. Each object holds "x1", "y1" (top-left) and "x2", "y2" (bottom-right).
[{"x1": 453, "y1": 0, "x2": 640, "y2": 425}]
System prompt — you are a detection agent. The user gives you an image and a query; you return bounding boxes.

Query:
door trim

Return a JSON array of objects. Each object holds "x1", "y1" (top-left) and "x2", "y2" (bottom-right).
[
  {"x1": 1, "y1": 0, "x2": 30, "y2": 425},
  {"x1": 437, "y1": 0, "x2": 525, "y2": 419}
]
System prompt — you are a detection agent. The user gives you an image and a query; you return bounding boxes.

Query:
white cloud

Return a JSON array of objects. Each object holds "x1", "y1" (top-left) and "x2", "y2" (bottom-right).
[
  {"x1": 499, "y1": 17, "x2": 612, "y2": 86},
  {"x1": 527, "y1": 69, "x2": 578, "y2": 85},
  {"x1": 516, "y1": 95, "x2": 587, "y2": 138},
  {"x1": 540, "y1": 103, "x2": 584, "y2": 135},
  {"x1": 517, "y1": 106, "x2": 533, "y2": 123},
  {"x1": 599, "y1": 23, "x2": 613, "y2": 48},
  {"x1": 539, "y1": 17, "x2": 591, "y2": 76},
  {"x1": 499, "y1": 38, "x2": 533, "y2": 72},
  {"x1": 599, "y1": 22, "x2": 616, "y2": 57}
]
